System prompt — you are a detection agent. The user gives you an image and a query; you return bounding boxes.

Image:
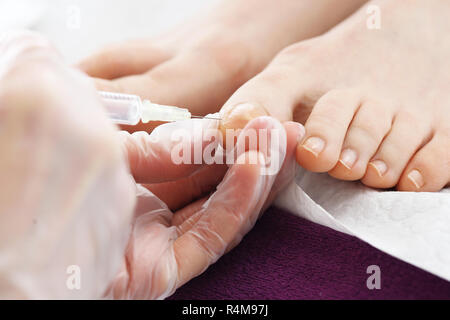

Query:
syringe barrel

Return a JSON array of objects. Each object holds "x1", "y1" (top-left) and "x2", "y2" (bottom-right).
[{"x1": 99, "y1": 91, "x2": 141, "y2": 125}]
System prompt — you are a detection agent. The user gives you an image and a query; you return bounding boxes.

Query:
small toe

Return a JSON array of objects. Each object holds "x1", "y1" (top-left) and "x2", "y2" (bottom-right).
[
  {"x1": 397, "y1": 133, "x2": 450, "y2": 192},
  {"x1": 297, "y1": 89, "x2": 362, "y2": 172},
  {"x1": 329, "y1": 100, "x2": 394, "y2": 180},
  {"x1": 362, "y1": 112, "x2": 432, "y2": 189}
]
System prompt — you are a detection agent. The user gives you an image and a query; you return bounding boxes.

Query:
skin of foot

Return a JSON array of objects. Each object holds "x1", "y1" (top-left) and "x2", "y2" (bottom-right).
[
  {"x1": 78, "y1": 0, "x2": 367, "y2": 132},
  {"x1": 220, "y1": 0, "x2": 450, "y2": 192}
]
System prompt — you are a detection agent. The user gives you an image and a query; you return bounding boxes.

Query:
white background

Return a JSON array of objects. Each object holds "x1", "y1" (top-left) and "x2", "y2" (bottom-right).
[{"x1": 0, "y1": 0, "x2": 218, "y2": 63}]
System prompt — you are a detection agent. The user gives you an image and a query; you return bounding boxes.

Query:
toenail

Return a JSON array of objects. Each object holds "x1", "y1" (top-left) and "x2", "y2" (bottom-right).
[
  {"x1": 220, "y1": 103, "x2": 269, "y2": 129},
  {"x1": 407, "y1": 169, "x2": 424, "y2": 189},
  {"x1": 369, "y1": 160, "x2": 388, "y2": 177},
  {"x1": 227, "y1": 103, "x2": 256, "y2": 118},
  {"x1": 302, "y1": 137, "x2": 325, "y2": 157},
  {"x1": 339, "y1": 149, "x2": 358, "y2": 169}
]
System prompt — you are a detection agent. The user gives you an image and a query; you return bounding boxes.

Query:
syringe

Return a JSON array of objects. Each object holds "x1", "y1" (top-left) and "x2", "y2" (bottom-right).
[{"x1": 99, "y1": 91, "x2": 220, "y2": 125}]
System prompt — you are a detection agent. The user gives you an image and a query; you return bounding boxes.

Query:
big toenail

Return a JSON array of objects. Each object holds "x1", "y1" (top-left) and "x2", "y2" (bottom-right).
[
  {"x1": 408, "y1": 169, "x2": 424, "y2": 189},
  {"x1": 339, "y1": 149, "x2": 358, "y2": 169},
  {"x1": 221, "y1": 103, "x2": 269, "y2": 128},
  {"x1": 302, "y1": 137, "x2": 325, "y2": 157},
  {"x1": 370, "y1": 160, "x2": 388, "y2": 177}
]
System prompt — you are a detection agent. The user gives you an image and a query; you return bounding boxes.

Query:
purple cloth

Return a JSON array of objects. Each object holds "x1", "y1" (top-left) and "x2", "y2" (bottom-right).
[{"x1": 170, "y1": 207, "x2": 450, "y2": 300}]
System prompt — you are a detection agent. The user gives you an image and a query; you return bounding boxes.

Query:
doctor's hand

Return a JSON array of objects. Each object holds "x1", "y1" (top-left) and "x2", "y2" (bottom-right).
[
  {"x1": 110, "y1": 116, "x2": 304, "y2": 299},
  {"x1": 0, "y1": 32, "x2": 136, "y2": 299}
]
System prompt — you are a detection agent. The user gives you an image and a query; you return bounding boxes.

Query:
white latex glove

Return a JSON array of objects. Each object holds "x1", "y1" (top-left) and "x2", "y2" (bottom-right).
[
  {"x1": 109, "y1": 115, "x2": 303, "y2": 299},
  {"x1": 0, "y1": 32, "x2": 136, "y2": 299}
]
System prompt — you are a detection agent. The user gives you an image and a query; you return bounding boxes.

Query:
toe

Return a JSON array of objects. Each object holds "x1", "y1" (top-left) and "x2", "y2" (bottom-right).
[
  {"x1": 397, "y1": 133, "x2": 450, "y2": 192},
  {"x1": 362, "y1": 111, "x2": 432, "y2": 189},
  {"x1": 329, "y1": 100, "x2": 394, "y2": 180},
  {"x1": 297, "y1": 89, "x2": 362, "y2": 172}
]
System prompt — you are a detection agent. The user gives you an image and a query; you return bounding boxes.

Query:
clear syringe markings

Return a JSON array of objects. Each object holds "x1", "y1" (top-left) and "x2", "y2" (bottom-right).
[{"x1": 99, "y1": 91, "x2": 221, "y2": 125}]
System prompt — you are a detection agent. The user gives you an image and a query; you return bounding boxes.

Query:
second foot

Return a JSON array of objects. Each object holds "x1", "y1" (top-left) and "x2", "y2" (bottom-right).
[{"x1": 220, "y1": 0, "x2": 450, "y2": 191}]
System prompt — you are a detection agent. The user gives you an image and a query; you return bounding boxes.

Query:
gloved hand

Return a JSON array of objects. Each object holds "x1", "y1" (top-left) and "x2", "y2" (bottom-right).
[
  {"x1": 0, "y1": 32, "x2": 136, "y2": 299},
  {"x1": 0, "y1": 31, "x2": 304, "y2": 300},
  {"x1": 109, "y1": 115, "x2": 304, "y2": 299}
]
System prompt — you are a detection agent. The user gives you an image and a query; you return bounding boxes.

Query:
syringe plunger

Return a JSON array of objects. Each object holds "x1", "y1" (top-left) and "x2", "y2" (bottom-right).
[{"x1": 99, "y1": 91, "x2": 192, "y2": 125}]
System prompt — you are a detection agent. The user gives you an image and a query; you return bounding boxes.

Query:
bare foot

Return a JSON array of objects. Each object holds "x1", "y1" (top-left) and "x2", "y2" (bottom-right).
[
  {"x1": 221, "y1": 0, "x2": 450, "y2": 191},
  {"x1": 78, "y1": 0, "x2": 366, "y2": 132}
]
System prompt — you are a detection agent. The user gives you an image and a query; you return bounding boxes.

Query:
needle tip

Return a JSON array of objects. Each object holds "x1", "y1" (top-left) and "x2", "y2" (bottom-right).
[{"x1": 191, "y1": 115, "x2": 222, "y2": 120}]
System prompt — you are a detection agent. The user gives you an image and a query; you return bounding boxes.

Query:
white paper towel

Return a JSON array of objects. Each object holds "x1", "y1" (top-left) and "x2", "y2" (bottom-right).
[{"x1": 275, "y1": 167, "x2": 450, "y2": 281}]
